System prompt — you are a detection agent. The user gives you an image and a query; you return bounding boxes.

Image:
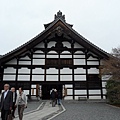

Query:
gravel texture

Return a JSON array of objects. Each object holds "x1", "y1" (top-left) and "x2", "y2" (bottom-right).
[{"x1": 52, "y1": 101, "x2": 120, "y2": 120}]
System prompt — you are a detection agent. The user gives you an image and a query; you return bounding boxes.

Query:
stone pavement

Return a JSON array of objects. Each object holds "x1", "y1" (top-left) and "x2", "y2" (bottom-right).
[
  {"x1": 0, "y1": 100, "x2": 63, "y2": 120},
  {"x1": 0, "y1": 100, "x2": 42, "y2": 120},
  {"x1": 1, "y1": 100, "x2": 120, "y2": 120},
  {"x1": 14, "y1": 101, "x2": 61, "y2": 120}
]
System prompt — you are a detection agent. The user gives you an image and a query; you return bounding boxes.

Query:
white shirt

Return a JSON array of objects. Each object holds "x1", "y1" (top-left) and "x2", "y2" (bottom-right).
[
  {"x1": 4, "y1": 90, "x2": 9, "y2": 99},
  {"x1": 13, "y1": 92, "x2": 15, "y2": 102}
]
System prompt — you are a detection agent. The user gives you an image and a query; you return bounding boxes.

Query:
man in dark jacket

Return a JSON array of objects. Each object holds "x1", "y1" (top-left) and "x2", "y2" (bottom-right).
[
  {"x1": 0, "y1": 84, "x2": 13, "y2": 120},
  {"x1": 11, "y1": 87, "x2": 17, "y2": 118}
]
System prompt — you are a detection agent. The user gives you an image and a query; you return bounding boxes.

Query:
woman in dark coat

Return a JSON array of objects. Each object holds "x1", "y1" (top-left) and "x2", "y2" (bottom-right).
[
  {"x1": 50, "y1": 90, "x2": 56, "y2": 107},
  {"x1": 57, "y1": 90, "x2": 62, "y2": 105}
]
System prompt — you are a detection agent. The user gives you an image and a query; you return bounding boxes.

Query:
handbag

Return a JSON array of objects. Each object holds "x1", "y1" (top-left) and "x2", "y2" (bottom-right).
[{"x1": 7, "y1": 110, "x2": 13, "y2": 120}]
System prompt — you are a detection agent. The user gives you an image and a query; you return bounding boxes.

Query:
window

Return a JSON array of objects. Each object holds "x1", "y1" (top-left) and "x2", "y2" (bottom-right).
[{"x1": 88, "y1": 74, "x2": 101, "y2": 89}]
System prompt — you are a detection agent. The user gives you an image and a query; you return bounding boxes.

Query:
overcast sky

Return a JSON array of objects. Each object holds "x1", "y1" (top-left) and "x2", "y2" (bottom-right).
[{"x1": 0, "y1": 0, "x2": 120, "y2": 55}]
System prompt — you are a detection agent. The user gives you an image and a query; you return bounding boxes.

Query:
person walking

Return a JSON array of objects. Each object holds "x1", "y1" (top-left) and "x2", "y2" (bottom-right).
[
  {"x1": 0, "y1": 84, "x2": 13, "y2": 120},
  {"x1": 0, "y1": 90, "x2": 1, "y2": 109},
  {"x1": 54, "y1": 89, "x2": 58, "y2": 105},
  {"x1": 57, "y1": 90, "x2": 62, "y2": 105},
  {"x1": 15, "y1": 87, "x2": 27, "y2": 120},
  {"x1": 11, "y1": 87, "x2": 17, "y2": 118},
  {"x1": 50, "y1": 89, "x2": 56, "y2": 107}
]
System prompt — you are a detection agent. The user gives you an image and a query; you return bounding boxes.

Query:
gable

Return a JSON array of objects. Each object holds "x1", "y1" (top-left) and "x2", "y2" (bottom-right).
[{"x1": 0, "y1": 12, "x2": 109, "y2": 65}]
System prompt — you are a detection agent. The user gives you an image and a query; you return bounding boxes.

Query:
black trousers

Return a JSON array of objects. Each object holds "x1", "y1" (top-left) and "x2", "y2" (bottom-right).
[
  {"x1": 1, "y1": 108, "x2": 10, "y2": 120},
  {"x1": 12, "y1": 102, "x2": 16, "y2": 117}
]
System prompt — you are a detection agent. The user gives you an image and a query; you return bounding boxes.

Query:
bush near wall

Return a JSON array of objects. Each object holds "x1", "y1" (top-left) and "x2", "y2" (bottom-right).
[{"x1": 106, "y1": 80, "x2": 120, "y2": 104}]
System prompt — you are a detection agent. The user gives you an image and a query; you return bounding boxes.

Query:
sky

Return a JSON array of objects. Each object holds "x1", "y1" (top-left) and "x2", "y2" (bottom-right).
[{"x1": 0, "y1": 0, "x2": 120, "y2": 55}]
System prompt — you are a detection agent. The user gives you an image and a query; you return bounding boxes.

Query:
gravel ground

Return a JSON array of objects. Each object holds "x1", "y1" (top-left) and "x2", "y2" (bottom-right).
[{"x1": 52, "y1": 101, "x2": 120, "y2": 120}]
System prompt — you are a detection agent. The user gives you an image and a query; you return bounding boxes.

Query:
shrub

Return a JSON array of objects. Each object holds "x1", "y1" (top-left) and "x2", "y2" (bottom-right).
[{"x1": 106, "y1": 80, "x2": 120, "y2": 104}]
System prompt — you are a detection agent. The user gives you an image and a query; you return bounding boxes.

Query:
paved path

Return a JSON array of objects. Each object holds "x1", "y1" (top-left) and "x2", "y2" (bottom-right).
[
  {"x1": 0, "y1": 100, "x2": 42, "y2": 120},
  {"x1": 14, "y1": 101, "x2": 60, "y2": 120},
  {"x1": 52, "y1": 101, "x2": 120, "y2": 120},
  {"x1": 1, "y1": 100, "x2": 120, "y2": 120}
]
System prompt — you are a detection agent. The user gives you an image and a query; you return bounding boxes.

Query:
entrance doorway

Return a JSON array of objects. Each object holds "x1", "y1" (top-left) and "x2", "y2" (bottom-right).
[{"x1": 42, "y1": 84, "x2": 62, "y2": 100}]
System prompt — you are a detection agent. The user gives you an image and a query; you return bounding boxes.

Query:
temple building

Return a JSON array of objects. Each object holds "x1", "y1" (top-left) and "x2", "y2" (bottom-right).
[{"x1": 0, "y1": 11, "x2": 109, "y2": 100}]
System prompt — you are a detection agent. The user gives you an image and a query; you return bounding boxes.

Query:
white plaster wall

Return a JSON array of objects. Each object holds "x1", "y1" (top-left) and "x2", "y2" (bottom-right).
[
  {"x1": 102, "y1": 82, "x2": 106, "y2": 88},
  {"x1": 87, "y1": 61, "x2": 99, "y2": 65},
  {"x1": 88, "y1": 68, "x2": 99, "y2": 74},
  {"x1": 46, "y1": 68, "x2": 58, "y2": 74},
  {"x1": 103, "y1": 96, "x2": 106, "y2": 99},
  {"x1": 89, "y1": 96, "x2": 101, "y2": 99},
  {"x1": 32, "y1": 68, "x2": 44, "y2": 74},
  {"x1": 74, "y1": 75, "x2": 86, "y2": 81},
  {"x1": 32, "y1": 75, "x2": 44, "y2": 81},
  {"x1": 31, "y1": 85, "x2": 36, "y2": 88},
  {"x1": 60, "y1": 68, "x2": 72, "y2": 74},
  {"x1": 33, "y1": 59, "x2": 45, "y2": 65},
  {"x1": 64, "y1": 96, "x2": 73, "y2": 100},
  {"x1": 87, "y1": 52, "x2": 98, "y2": 57},
  {"x1": 34, "y1": 42, "x2": 44, "y2": 48},
  {"x1": 65, "y1": 84, "x2": 73, "y2": 88},
  {"x1": 62, "y1": 42, "x2": 71, "y2": 48},
  {"x1": 89, "y1": 90, "x2": 101, "y2": 94},
  {"x1": 75, "y1": 96, "x2": 87, "y2": 100},
  {"x1": 74, "y1": 68, "x2": 86, "y2": 74},
  {"x1": 74, "y1": 42, "x2": 83, "y2": 48},
  {"x1": 47, "y1": 41, "x2": 56, "y2": 48},
  {"x1": 18, "y1": 75, "x2": 30, "y2": 81},
  {"x1": 48, "y1": 51, "x2": 57, "y2": 54},
  {"x1": 46, "y1": 75, "x2": 58, "y2": 81},
  {"x1": 5, "y1": 58, "x2": 17, "y2": 65},
  {"x1": 60, "y1": 75, "x2": 72, "y2": 81},
  {"x1": 18, "y1": 68, "x2": 30, "y2": 74},
  {"x1": 4, "y1": 67, "x2": 16, "y2": 73},
  {"x1": 74, "y1": 55, "x2": 85, "y2": 58},
  {"x1": 102, "y1": 89, "x2": 107, "y2": 94},
  {"x1": 31, "y1": 89, "x2": 36, "y2": 95},
  {"x1": 20, "y1": 56, "x2": 31, "y2": 60},
  {"x1": 47, "y1": 54, "x2": 58, "y2": 58},
  {"x1": 61, "y1": 51, "x2": 71, "y2": 54},
  {"x1": 60, "y1": 54, "x2": 72, "y2": 58},
  {"x1": 33, "y1": 54, "x2": 45, "y2": 58},
  {"x1": 67, "y1": 89, "x2": 73, "y2": 95},
  {"x1": 19, "y1": 61, "x2": 31, "y2": 65},
  {"x1": 74, "y1": 59, "x2": 86, "y2": 65},
  {"x1": 75, "y1": 90, "x2": 87, "y2": 95},
  {"x1": 74, "y1": 51, "x2": 84, "y2": 54},
  {"x1": 87, "y1": 56, "x2": 98, "y2": 60},
  {"x1": 3, "y1": 75, "x2": 16, "y2": 81},
  {"x1": 34, "y1": 50, "x2": 43, "y2": 53}
]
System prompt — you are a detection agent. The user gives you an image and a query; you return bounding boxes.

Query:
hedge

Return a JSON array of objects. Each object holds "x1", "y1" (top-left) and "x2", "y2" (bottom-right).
[{"x1": 106, "y1": 80, "x2": 120, "y2": 104}]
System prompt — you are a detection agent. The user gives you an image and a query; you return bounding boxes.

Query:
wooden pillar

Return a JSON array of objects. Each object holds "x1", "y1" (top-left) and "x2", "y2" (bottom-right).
[
  {"x1": 15, "y1": 58, "x2": 19, "y2": 90},
  {"x1": 72, "y1": 42, "x2": 75, "y2": 100},
  {"x1": 0, "y1": 66, "x2": 4, "y2": 92},
  {"x1": 99, "y1": 60, "x2": 103, "y2": 99},
  {"x1": 36, "y1": 84, "x2": 39, "y2": 97},
  {"x1": 58, "y1": 51, "x2": 60, "y2": 81},
  {"x1": 29, "y1": 51, "x2": 33, "y2": 99},
  {"x1": 85, "y1": 51, "x2": 89, "y2": 99},
  {"x1": 44, "y1": 40, "x2": 47, "y2": 82}
]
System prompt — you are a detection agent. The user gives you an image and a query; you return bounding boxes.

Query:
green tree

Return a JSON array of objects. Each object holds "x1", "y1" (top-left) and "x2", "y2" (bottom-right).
[{"x1": 102, "y1": 47, "x2": 120, "y2": 104}]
